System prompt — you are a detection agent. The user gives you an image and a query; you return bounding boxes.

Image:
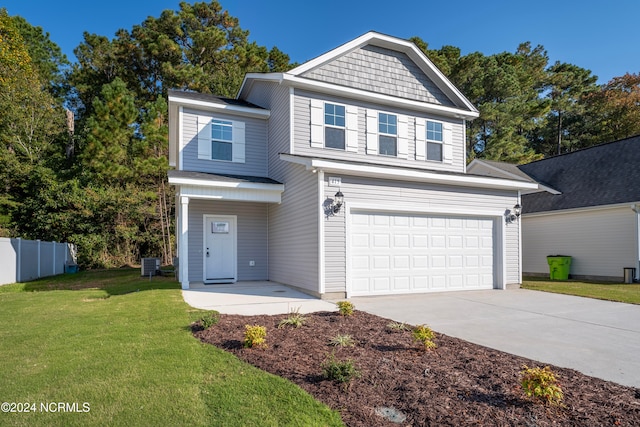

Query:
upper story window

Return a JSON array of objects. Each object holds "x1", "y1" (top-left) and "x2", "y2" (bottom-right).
[
  {"x1": 211, "y1": 119, "x2": 233, "y2": 161},
  {"x1": 324, "y1": 103, "x2": 345, "y2": 150},
  {"x1": 378, "y1": 112, "x2": 397, "y2": 156},
  {"x1": 310, "y1": 99, "x2": 358, "y2": 152},
  {"x1": 426, "y1": 121, "x2": 443, "y2": 161},
  {"x1": 197, "y1": 115, "x2": 245, "y2": 163}
]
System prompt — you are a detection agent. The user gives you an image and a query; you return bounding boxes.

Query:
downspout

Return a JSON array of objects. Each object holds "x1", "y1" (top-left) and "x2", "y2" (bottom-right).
[{"x1": 633, "y1": 204, "x2": 640, "y2": 281}]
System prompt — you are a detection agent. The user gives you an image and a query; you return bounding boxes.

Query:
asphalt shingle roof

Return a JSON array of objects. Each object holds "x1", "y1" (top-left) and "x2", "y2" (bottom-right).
[
  {"x1": 518, "y1": 135, "x2": 640, "y2": 214},
  {"x1": 167, "y1": 89, "x2": 265, "y2": 110}
]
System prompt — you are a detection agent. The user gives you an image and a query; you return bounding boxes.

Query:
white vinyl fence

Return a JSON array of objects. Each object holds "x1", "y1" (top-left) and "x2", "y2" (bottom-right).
[{"x1": 0, "y1": 238, "x2": 76, "y2": 285}]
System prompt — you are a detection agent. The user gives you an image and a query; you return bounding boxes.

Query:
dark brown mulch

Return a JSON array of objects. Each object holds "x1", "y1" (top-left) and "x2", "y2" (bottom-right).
[{"x1": 194, "y1": 310, "x2": 640, "y2": 426}]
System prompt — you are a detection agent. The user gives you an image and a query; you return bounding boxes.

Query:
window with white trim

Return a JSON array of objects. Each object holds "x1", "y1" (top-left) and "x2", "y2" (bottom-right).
[
  {"x1": 310, "y1": 99, "x2": 358, "y2": 152},
  {"x1": 426, "y1": 120, "x2": 443, "y2": 161},
  {"x1": 378, "y1": 112, "x2": 397, "y2": 156},
  {"x1": 324, "y1": 103, "x2": 345, "y2": 150},
  {"x1": 211, "y1": 119, "x2": 233, "y2": 161},
  {"x1": 197, "y1": 115, "x2": 245, "y2": 163}
]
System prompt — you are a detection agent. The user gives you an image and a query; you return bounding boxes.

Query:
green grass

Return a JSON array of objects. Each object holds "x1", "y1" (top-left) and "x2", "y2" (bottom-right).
[
  {"x1": 0, "y1": 269, "x2": 343, "y2": 426},
  {"x1": 522, "y1": 276, "x2": 640, "y2": 304}
]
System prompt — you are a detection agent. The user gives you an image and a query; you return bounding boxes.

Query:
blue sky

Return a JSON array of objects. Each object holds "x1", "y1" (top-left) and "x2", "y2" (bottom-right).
[{"x1": 3, "y1": 0, "x2": 639, "y2": 84}]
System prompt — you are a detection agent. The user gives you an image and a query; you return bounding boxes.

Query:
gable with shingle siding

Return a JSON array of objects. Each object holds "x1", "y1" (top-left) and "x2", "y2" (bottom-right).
[{"x1": 300, "y1": 45, "x2": 454, "y2": 106}]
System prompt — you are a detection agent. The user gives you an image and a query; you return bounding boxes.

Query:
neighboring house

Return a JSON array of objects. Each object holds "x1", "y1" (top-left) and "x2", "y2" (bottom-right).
[
  {"x1": 468, "y1": 136, "x2": 640, "y2": 281},
  {"x1": 167, "y1": 31, "x2": 537, "y2": 298}
]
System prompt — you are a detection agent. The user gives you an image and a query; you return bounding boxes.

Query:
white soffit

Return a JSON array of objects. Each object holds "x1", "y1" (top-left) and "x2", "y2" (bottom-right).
[{"x1": 281, "y1": 154, "x2": 538, "y2": 191}]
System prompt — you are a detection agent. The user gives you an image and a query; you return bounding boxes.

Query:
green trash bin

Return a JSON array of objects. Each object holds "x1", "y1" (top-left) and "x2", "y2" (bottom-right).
[{"x1": 547, "y1": 256, "x2": 572, "y2": 280}]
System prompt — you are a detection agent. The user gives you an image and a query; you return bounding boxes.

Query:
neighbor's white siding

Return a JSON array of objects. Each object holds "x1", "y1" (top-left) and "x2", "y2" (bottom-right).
[
  {"x1": 187, "y1": 200, "x2": 269, "y2": 282},
  {"x1": 522, "y1": 206, "x2": 637, "y2": 279}
]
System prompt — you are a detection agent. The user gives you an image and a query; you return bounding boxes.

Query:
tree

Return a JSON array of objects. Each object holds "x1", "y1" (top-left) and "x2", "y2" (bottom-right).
[
  {"x1": 0, "y1": 10, "x2": 66, "y2": 236},
  {"x1": 583, "y1": 73, "x2": 640, "y2": 144},
  {"x1": 531, "y1": 62, "x2": 598, "y2": 156},
  {"x1": 8, "y1": 14, "x2": 70, "y2": 99}
]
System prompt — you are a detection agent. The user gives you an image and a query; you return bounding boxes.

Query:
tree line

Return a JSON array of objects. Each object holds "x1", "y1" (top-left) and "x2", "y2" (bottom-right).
[{"x1": 1, "y1": 1, "x2": 638, "y2": 268}]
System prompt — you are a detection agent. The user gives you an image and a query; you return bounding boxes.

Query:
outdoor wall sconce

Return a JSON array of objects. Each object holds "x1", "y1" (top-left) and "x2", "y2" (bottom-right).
[
  {"x1": 507, "y1": 203, "x2": 521, "y2": 223},
  {"x1": 332, "y1": 190, "x2": 344, "y2": 214}
]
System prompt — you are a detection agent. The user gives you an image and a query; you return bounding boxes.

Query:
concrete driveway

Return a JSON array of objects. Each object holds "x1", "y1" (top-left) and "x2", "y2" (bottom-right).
[{"x1": 350, "y1": 289, "x2": 640, "y2": 388}]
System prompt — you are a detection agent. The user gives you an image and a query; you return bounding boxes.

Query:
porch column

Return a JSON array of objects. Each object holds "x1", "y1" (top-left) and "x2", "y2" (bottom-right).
[{"x1": 180, "y1": 196, "x2": 190, "y2": 289}]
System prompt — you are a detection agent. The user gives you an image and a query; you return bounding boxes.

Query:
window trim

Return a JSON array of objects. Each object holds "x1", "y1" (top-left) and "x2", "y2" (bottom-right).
[
  {"x1": 197, "y1": 115, "x2": 245, "y2": 164},
  {"x1": 211, "y1": 119, "x2": 234, "y2": 162},
  {"x1": 426, "y1": 120, "x2": 444, "y2": 162},
  {"x1": 323, "y1": 102, "x2": 346, "y2": 151},
  {"x1": 378, "y1": 112, "x2": 398, "y2": 157}
]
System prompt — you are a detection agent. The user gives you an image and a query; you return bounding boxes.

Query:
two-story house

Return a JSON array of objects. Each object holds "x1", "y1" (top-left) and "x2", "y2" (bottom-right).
[{"x1": 167, "y1": 32, "x2": 537, "y2": 298}]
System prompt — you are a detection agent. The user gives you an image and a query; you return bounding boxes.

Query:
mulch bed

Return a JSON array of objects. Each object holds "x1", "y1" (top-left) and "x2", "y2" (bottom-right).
[{"x1": 194, "y1": 310, "x2": 640, "y2": 426}]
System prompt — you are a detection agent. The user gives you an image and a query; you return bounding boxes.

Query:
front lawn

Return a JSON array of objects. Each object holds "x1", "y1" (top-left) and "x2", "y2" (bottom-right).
[
  {"x1": 522, "y1": 277, "x2": 640, "y2": 304},
  {"x1": 0, "y1": 269, "x2": 343, "y2": 427}
]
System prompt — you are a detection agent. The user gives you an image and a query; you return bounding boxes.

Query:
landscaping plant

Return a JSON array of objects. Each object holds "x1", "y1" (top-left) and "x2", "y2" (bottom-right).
[
  {"x1": 321, "y1": 353, "x2": 360, "y2": 384},
  {"x1": 277, "y1": 307, "x2": 307, "y2": 329},
  {"x1": 412, "y1": 324, "x2": 437, "y2": 350},
  {"x1": 243, "y1": 324, "x2": 267, "y2": 348},
  {"x1": 387, "y1": 321, "x2": 411, "y2": 332},
  {"x1": 336, "y1": 300, "x2": 355, "y2": 316},
  {"x1": 199, "y1": 311, "x2": 220, "y2": 329},
  {"x1": 329, "y1": 334, "x2": 356, "y2": 347},
  {"x1": 520, "y1": 365, "x2": 564, "y2": 405}
]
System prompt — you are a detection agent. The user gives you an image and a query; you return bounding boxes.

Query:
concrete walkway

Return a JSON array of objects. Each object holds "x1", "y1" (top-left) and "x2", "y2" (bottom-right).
[
  {"x1": 182, "y1": 281, "x2": 336, "y2": 315},
  {"x1": 351, "y1": 289, "x2": 640, "y2": 388}
]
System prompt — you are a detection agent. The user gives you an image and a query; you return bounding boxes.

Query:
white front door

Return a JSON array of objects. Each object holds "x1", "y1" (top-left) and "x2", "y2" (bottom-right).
[{"x1": 204, "y1": 215, "x2": 237, "y2": 283}]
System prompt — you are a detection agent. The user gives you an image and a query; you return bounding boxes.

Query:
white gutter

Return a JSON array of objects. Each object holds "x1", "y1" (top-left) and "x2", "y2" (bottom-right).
[
  {"x1": 280, "y1": 154, "x2": 538, "y2": 191},
  {"x1": 168, "y1": 95, "x2": 271, "y2": 119},
  {"x1": 168, "y1": 176, "x2": 284, "y2": 192}
]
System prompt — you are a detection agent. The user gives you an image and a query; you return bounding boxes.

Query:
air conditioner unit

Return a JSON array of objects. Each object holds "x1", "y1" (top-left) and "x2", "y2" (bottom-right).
[{"x1": 141, "y1": 258, "x2": 160, "y2": 276}]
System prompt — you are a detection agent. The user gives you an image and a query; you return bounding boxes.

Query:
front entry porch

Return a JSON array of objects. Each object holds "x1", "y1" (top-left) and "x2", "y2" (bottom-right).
[{"x1": 182, "y1": 281, "x2": 337, "y2": 315}]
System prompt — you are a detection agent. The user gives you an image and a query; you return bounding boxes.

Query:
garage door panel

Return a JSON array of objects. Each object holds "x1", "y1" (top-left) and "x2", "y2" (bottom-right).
[
  {"x1": 431, "y1": 235, "x2": 446, "y2": 248},
  {"x1": 350, "y1": 212, "x2": 495, "y2": 296},
  {"x1": 394, "y1": 276, "x2": 410, "y2": 290}
]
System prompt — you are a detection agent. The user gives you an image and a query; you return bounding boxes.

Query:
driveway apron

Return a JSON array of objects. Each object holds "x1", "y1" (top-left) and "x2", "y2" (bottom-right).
[{"x1": 351, "y1": 289, "x2": 640, "y2": 388}]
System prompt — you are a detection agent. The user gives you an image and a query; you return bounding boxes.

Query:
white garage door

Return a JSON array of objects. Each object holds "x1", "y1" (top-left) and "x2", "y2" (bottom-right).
[{"x1": 350, "y1": 212, "x2": 495, "y2": 296}]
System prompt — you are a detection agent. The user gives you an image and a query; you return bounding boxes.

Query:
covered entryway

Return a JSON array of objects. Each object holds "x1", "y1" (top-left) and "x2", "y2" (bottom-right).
[{"x1": 349, "y1": 211, "x2": 495, "y2": 296}]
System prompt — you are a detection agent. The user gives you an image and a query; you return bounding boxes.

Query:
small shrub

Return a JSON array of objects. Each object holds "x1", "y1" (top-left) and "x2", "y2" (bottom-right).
[
  {"x1": 321, "y1": 353, "x2": 360, "y2": 384},
  {"x1": 412, "y1": 324, "x2": 437, "y2": 350},
  {"x1": 329, "y1": 334, "x2": 355, "y2": 347},
  {"x1": 520, "y1": 365, "x2": 564, "y2": 405},
  {"x1": 336, "y1": 300, "x2": 355, "y2": 316},
  {"x1": 199, "y1": 311, "x2": 220, "y2": 329},
  {"x1": 277, "y1": 307, "x2": 307, "y2": 329},
  {"x1": 243, "y1": 324, "x2": 267, "y2": 348},
  {"x1": 387, "y1": 321, "x2": 410, "y2": 332}
]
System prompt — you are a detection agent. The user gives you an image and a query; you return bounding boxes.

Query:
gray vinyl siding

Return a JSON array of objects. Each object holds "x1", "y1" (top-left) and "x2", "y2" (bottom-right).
[
  {"x1": 187, "y1": 200, "x2": 268, "y2": 282},
  {"x1": 323, "y1": 175, "x2": 521, "y2": 292},
  {"x1": 506, "y1": 220, "x2": 520, "y2": 283},
  {"x1": 293, "y1": 90, "x2": 466, "y2": 174},
  {"x1": 301, "y1": 45, "x2": 454, "y2": 106},
  {"x1": 181, "y1": 107, "x2": 268, "y2": 176},
  {"x1": 267, "y1": 163, "x2": 319, "y2": 293},
  {"x1": 522, "y1": 207, "x2": 637, "y2": 279},
  {"x1": 324, "y1": 204, "x2": 346, "y2": 293},
  {"x1": 243, "y1": 83, "x2": 320, "y2": 292},
  {"x1": 243, "y1": 81, "x2": 292, "y2": 177}
]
